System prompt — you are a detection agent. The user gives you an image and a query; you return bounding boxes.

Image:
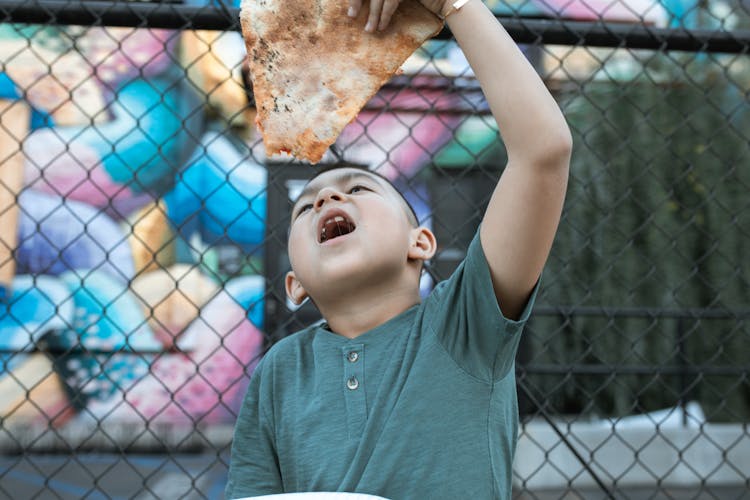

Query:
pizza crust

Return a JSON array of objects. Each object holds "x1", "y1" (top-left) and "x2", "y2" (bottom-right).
[{"x1": 240, "y1": 0, "x2": 443, "y2": 163}]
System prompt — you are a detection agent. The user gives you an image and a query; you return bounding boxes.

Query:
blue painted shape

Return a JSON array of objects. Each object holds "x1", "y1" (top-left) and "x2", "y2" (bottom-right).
[
  {"x1": 487, "y1": 0, "x2": 546, "y2": 16},
  {"x1": 164, "y1": 132, "x2": 267, "y2": 249},
  {"x1": 223, "y1": 275, "x2": 265, "y2": 328},
  {"x1": 0, "y1": 72, "x2": 19, "y2": 99},
  {"x1": 0, "y1": 73, "x2": 54, "y2": 128},
  {"x1": 49, "y1": 71, "x2": 205, "y2": 197},
  {"x1": 185, "y1": 0, "x2": 241, "y2": 6},
  {"x1": 0, "y1": 275, "x2": 73, "y2": 351},
  {"x1": 660, "y1": 0, "x2": 700, "y2": 28},
  {"x1": 50, "y1": 270, "x2": 162, "y2": 352}
]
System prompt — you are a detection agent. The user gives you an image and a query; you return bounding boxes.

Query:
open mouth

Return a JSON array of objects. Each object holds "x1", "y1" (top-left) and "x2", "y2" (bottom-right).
[{"x1": 319, "y1": 215, "x2": 356, "y2": 243}]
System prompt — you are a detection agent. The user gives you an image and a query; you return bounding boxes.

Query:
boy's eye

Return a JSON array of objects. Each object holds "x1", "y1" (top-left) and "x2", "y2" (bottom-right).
[
  {"x1": 349, "y1": 185, "x2": 369, "y2": 194},
  {"x1": 295, "y1": 203, "x2": 313, "y2": 219}
]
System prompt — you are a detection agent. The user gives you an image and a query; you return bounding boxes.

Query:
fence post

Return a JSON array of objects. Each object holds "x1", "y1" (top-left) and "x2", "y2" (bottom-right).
[{"x1": 677, "y1": 316, "x2": 688, "y2": 426}]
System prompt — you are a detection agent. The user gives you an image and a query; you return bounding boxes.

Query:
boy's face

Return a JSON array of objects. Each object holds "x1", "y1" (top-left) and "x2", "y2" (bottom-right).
[{"x1": 285, "y1": 168, "x2": 421, "y2": 305}]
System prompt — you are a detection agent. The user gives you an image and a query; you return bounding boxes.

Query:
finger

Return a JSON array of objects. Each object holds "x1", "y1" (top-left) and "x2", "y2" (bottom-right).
[
  {"x1": 378, "y1": 0, "x2": 400, "y2": 30},
  {"x1": 365, "y1": 0, "x2": 384, "y2": 32},
  {"x1": 348, "y1": 0, "x2": 362, "y2": 18}
]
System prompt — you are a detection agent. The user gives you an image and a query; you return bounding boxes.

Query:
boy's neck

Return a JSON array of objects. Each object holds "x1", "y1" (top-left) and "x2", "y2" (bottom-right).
[{"x1": 315, "y1": 281, "x2": 421, "y2": 339}]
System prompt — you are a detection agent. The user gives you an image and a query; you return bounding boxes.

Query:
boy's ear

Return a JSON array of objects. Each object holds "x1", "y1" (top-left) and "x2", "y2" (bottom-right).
[
  {"x1": 285, "y1": 271, "x2": 308, "y2": 305},
  {"x1": 408, "y1": 226, "x2": 437, "y2": 262}
]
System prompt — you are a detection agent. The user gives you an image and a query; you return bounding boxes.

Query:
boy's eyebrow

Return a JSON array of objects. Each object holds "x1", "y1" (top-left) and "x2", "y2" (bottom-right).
[{"x1": 292, "y1": 171, "x2": 381, "y2": 209}]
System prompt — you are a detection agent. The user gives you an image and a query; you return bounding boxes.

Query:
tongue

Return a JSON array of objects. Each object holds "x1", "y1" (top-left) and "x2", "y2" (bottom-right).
[{"x1": 323, "y1": 219, "x2": 353, "y2": 241}]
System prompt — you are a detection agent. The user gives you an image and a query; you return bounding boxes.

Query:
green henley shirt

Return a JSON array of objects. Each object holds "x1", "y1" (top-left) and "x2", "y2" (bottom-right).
[{"x1": 226, "y1": 231, "x2": 538, "y2": 499}]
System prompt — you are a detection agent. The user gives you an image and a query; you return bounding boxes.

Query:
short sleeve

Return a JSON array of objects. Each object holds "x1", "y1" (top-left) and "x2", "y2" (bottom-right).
[
  {"x1": 424, "y1": 230, "x2": 539, "y2": 382},
  {"x1": 225, "y1": 358, "x2": 283, "y2": 498}
]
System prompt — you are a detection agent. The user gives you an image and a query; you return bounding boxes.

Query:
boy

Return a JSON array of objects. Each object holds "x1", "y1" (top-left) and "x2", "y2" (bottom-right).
[{"x1": 226, "y1": 0, "x2": 571, "y2": 496}]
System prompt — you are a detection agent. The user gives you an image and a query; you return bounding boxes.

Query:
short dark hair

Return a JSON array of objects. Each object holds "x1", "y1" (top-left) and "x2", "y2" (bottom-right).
[{"x1": 299, "y1": 165, "x2": 419, "y2": 227}]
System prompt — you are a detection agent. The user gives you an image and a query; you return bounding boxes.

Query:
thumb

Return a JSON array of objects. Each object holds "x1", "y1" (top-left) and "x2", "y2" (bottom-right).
[{"x1": 348, "y1": 0, "x2": 363, "y2": 18}]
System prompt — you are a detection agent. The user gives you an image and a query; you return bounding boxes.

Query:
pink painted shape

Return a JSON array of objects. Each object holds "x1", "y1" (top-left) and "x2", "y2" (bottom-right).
[
  {"x1": 23, "y1": 128, "x2": 151, "y2": 217},
  {"x1": 95, "y1": 290, "x2": 264, "y2": 425},
  {"x1": 338, "y1": 82, "x2": 464, "y2": 180},
  {"x1": 535, "y1": 0, "x2": 663, "y2": 23},
  {"x1": 79, "y1": 27, "x2": 176, "y2": 85}
]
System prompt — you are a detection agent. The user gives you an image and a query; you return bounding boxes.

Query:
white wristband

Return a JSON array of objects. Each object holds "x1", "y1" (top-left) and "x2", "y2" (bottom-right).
[{"x1": 438, "y1": 0, "x2": 473, "y2": 20}]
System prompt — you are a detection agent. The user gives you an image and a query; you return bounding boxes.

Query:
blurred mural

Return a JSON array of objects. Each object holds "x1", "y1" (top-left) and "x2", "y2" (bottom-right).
[{"x1": 0, "y1": 22, "x2": 271, "y2": 435}]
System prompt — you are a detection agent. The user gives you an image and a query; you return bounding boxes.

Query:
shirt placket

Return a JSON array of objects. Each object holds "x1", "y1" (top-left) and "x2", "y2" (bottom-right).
[{"x1": 342, "y1": 343, "x2": 366, "y2": 438}]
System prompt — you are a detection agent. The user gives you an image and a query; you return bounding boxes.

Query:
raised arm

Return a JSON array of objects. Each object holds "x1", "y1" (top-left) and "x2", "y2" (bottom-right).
[
  {"x1": 351, "y1": 0, "x2": 572, "y2": 319},
  {"x1": 447, "y1": 1, "x2": 572, "y2": 319}
]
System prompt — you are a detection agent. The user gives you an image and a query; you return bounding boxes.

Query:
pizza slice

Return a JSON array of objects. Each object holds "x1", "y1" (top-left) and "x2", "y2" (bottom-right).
[{"x1": 240, "y1": 0, "x2": 443, "y2": 164}]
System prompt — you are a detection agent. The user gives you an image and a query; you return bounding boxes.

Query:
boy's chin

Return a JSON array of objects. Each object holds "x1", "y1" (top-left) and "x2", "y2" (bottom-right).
[
  {"x1": 318, "y1": 262, "x2": 375, "y2": 284},
  {"x1": 313, "y1": 257, "x2": 405, "y2": 290}
]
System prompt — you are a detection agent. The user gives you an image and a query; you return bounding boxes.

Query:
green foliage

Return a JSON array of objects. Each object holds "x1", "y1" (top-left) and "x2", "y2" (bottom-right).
[{"x1": 527, "y1": 52, "x2": 750, "y2": 421}]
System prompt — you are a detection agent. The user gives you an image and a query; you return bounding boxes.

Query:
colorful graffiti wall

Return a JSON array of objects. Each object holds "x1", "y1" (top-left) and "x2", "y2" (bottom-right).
[{"x1": 0, "y1": 23, "x2": 272, "y2": 442}]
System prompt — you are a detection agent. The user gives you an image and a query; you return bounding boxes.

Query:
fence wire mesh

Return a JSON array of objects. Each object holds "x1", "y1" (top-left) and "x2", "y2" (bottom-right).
[{"x1": 0, "y1": 0, "x2": 749, "y2": 498}]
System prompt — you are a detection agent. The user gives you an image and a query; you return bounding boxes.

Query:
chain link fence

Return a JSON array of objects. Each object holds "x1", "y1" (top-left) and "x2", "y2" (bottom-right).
[{"x1": 0, "y1": 0, "x2": 748, "y2": 498}]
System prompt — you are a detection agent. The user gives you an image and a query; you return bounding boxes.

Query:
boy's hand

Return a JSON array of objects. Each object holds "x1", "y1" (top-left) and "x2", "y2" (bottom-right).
[{"x1": 348, "y1": 0, "x2": 449, "y2": 32}]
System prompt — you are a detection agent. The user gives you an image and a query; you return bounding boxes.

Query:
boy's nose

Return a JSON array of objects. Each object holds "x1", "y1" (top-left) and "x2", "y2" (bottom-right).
[{"x1": 314, "y1": 187, "x2": 344, "y2": 210}]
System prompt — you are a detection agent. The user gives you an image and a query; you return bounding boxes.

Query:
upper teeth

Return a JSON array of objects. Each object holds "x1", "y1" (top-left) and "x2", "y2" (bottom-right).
[{"x1": 321, "y1": 216, "x2": 347, "y2": 240}]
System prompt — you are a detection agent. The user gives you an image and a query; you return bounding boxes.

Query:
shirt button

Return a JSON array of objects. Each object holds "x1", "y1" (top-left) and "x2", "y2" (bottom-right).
[
  {"x1": 346, "y1": 376, "x2": 359, "y2": 390},
  {"x1": 347, "y1": 351, "x2": 359, "y2": 363}
]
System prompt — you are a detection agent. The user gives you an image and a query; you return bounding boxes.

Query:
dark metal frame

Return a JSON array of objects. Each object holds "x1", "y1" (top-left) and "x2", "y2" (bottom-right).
[{"x1": 2, "y1": 0, "x2": 750, "y2": 53}]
